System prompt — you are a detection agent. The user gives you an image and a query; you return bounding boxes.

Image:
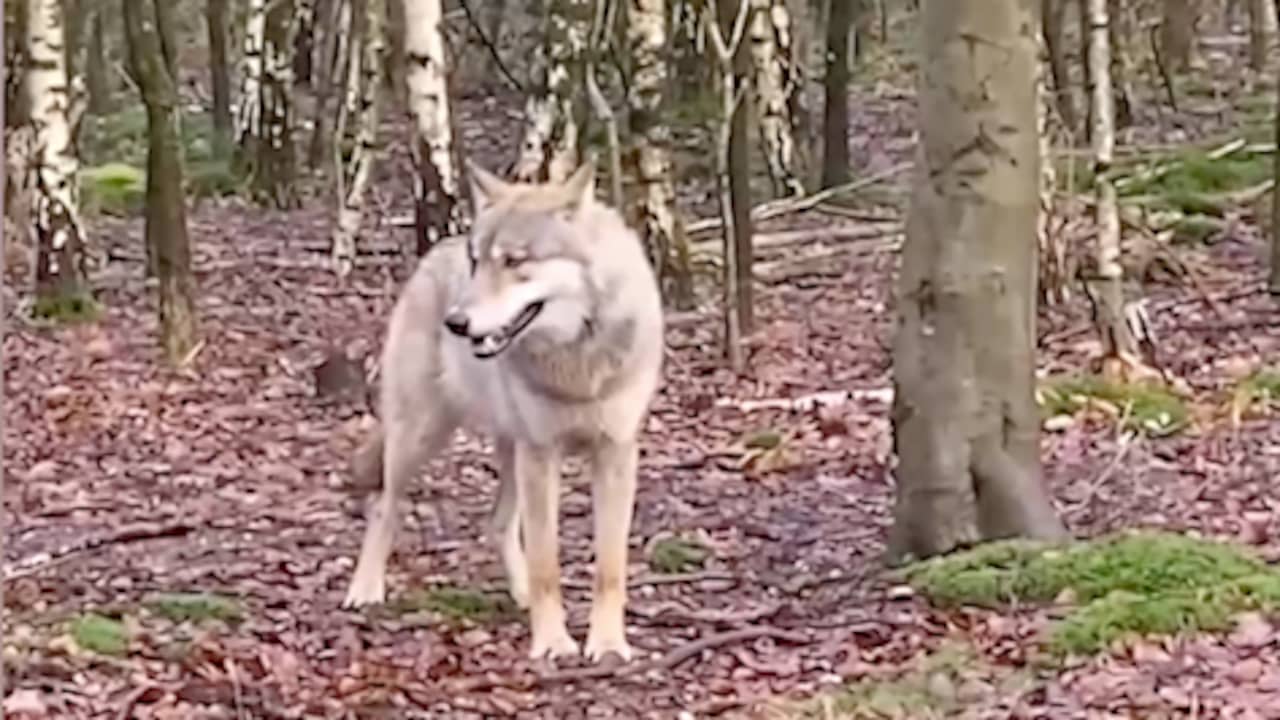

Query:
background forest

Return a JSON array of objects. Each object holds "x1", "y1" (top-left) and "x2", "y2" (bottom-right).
[{"x1": 4, "y1": 0, "x2": 1280, "y2": 717}]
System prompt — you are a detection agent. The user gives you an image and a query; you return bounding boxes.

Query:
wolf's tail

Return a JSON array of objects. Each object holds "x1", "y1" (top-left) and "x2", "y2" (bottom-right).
[{"x1": 349, "y1": 424, "x2": 384, "y2": 491}]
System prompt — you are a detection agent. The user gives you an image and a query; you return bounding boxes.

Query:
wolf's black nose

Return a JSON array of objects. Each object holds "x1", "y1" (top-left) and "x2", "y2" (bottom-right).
[{"x1": 443, "y1": 311, "x2": 470, "y2": 337}]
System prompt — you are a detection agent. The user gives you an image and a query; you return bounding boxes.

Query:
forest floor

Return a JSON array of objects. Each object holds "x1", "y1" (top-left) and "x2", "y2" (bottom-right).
[{"x1": 6, "y1": 27, "x2": 1280, "y2": 720}]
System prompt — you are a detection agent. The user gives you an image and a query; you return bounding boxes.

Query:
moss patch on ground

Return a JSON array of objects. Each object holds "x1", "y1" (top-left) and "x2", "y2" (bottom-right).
[
  {"x1": 900, "y1": 531, "x2": 1280, "y2": 656},
  {"x1": 393, "y1": 585, "x2": 519, "y2": 626},
  {"x1": 32, "y1": 290, "x2": 101, "y2": 324},
  {"x1": 147, "y1": 592, "x2": 244, "y2": 625},
  {"x1": 69, "y1": 613, "x2": 128, "y2": 656},
  {"x1": 650, "y1": 536, "x2": 710, "y2": 574},
  {"x1": 1232, "y1": 367, "x2": 1280, "y2": 419},
  {"x1": 1038, "y1": 375, "x2": 1189, "y2": 436}
]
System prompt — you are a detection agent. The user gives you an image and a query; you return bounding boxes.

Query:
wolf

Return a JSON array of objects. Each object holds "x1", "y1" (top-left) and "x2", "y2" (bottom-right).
[{"x1": 340, "y1": 160, "x2": 665, "y2": 663}]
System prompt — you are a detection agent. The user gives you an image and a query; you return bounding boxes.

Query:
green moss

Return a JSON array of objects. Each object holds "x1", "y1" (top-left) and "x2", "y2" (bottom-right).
[
  {"x1": 70, "y1": 613, "x2": 127, "y2": 656},
  {"x1": 1037, "y1": 375, "x2": 1189, "y2": 436},
  {"x1": 147, "y1": 592, "x2": 243, "y2": 625},
  {"x1": 1169, "y1": 214, "x2": 1224, "y2": 245},
  {"x1": 901, "y1": 531, "x2": 1280, "y2": 657},
  {"x1": 394, "y1": 585, "x2": 518, "y2": 625},
  {"x1": 1238, "y1": 368, "x2": 1280, "y2": 410},
  {"x1": 32, "y1": 290, "x2": 101, "y2": 324},
  {"x1": 1122, "y1": 151, "x2": 1271, "y2": 199},
  {"x1": 650, "y1": 536, "x2": 709, "y2": 574},
  {"x1": 79, "y1": 162, "x2": 146, "y2": 216}
]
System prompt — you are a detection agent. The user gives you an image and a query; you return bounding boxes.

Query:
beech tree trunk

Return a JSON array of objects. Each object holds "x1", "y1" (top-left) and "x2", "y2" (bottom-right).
[
  {"x1": 1248, "y1": 0, "x2": 1278, "y2": 69},
  {"x1": 1109, "y1": 0, "x2": 1135, "y2": 128},
  {"x1": 626, "y1": 0, "x2": 695, "y2": 308},
  {"x1": 308, "y1": 0, "x2": 346, "y2": 169},
  {"x1": 1161, "y1": 0, "x2": 1195, "y2": 70},
  {"x1": 821, "y1": 0, "x2": 853, "y2": 187},
  {"x1": 748, "y1": 0, "x2": 804, "y2": 197},
  {"x1": 27, "y1": 0, "x2": 92, "y2": 315},
  {"x1": 404, "y1": 0, "x2": 461, "y2": 256},
  {"x1": 1086, "y1": 0, "x2": 1138, "y2": 361},
  {"x1": 889, "y1": 0, "x2": 1066, "y2": 561},
  {"x1": 509, "y1": 0, "x2": 592, "y2": 183},
  {"x1": 331, "y1": 0, "x2": 385, "y2": 276},
  {"x1": 124, "y1": 0, "x2": 200, "y2": 363},
  {"x1": 207, "y1": 0, "x2": 233, "y2": 140},
  {"x1": 85, "y1": 8, "x2": 109, "y2": 114}
]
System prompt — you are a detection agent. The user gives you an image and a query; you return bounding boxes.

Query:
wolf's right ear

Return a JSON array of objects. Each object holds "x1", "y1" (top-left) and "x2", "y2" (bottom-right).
[{"x1": 466, "y1": 159, "x2": 508, "y2": 214}]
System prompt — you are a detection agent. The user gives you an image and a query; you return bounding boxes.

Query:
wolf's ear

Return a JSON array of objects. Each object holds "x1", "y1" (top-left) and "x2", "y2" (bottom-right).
[
  {"x1": 560, "y1": 161, "x2": 596, "y2": 213},
  {"x1": 466, "y1": 159, "x2": 508, "y2": 213}
]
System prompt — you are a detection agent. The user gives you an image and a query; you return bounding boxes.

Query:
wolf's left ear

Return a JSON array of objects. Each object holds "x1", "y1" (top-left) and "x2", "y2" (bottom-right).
[
  {"x1": 466, "y1": 159, "x2": 508, "y2": 213},
  {"x1": 561, "y1": 160, "x2": 596, "y2": 213}
]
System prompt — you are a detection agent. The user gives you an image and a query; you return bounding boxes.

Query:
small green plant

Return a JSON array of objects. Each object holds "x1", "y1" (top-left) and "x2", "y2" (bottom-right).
[
  {"x1": 395, "y1": 585, "x2": 518, "y2": 625},
  {"x1": 70, "y1": 613, "x2": 128, "y2": 656},
  {"x1": 148, "y1": 592, "x2": 243, "y2": 625},
  {"x1": 79, "y1": 162, "x2": 147, "y2": 216},
  {"x1": 32, "y1": 291, "x2": 101, "y2": 324},
  {"x1": 1037, "y1": 375, "x2": 1189, "y2": 436},
  {"x1": 650, "y1": 536, "x2": 709, "y2": 574},
  {"x1": 1232, "y1": 368, "x2": 1280, "y2": 419}
]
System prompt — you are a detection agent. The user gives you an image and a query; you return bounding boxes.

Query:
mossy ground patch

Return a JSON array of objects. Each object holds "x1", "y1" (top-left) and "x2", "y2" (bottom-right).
[{"x1": 1038, "y1": 375, "x2": 1189, "y2": 436}]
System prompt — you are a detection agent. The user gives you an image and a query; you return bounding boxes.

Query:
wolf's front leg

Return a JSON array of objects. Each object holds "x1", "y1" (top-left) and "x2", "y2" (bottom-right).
[
  {"x1": 584, "y1": 439, "x2": 638, "y2": 662},
  {"x1": 516, "y1": 442, "x2": 579, "y2": 660},
  {"x1": 490, "y1": 438, "x2": 529, "y2": 608}
]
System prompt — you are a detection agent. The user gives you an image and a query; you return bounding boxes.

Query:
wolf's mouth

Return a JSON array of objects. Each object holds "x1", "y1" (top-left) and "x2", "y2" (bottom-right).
[{"x1": 472, "y1": 301, "x2": 545, "y2": 359}]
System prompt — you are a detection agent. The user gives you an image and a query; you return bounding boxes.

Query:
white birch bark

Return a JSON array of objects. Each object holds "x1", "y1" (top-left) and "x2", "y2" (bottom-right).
[
  {"x1": 403, "y1": 0, "x2": 462, "y2": 255},
  {"x1": 331, "y1": 0, "x2": 384, "y2": 276},
  {"x1": 747, "y1": 0, "x2": 804, "y2": 197},
  {"x1": 257, "y1": 0, "x2": 298, "y2": 208},
  {"x1": 1088, "y1": 0, "x2": 1137, "y2": 359},
  {"x1": 1037, "y1": 23, "x2": 1067, "y2": 306},
  {"x1": 236, "y1": 0, "x2": 266, "y2": 145},
  {"x1": 510, "y1": 0, "x2": 591, "y2": 183},
  {"x1": 27, "y1": 0, "x2": 89, "y2": 300}
]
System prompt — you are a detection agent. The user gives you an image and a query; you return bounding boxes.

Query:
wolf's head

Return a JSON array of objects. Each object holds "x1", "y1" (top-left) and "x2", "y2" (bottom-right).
[{"x1": 444, "y1": 161, "x2": 602, "y2": 359}]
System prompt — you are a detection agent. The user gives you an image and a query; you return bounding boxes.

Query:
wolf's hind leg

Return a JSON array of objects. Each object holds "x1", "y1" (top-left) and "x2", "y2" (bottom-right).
[
  {"x1": 343, "y1": 411, "x2": 452, "y2": 608},
  {"x1": 518, "y1": 443, "x2": 579, "y2": 659},
  {"x1": 584, "y1": 438, "x2": 638, "y2": 662},
  {"x1": 490, "y1": 437, "x2": 529, "y2": 608}
]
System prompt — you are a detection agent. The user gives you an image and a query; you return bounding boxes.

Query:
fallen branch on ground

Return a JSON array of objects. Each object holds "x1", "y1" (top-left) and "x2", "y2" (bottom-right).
[
  {"x1": 716, "y1": 388, "x2": 894, "y2": 413},
  {"x1": 4, "y1": 521, "x2": 196, "y2": 581}
]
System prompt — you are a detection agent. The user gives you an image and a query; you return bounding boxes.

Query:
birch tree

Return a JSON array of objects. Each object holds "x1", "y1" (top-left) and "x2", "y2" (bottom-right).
[
  {"x1": 747, "y1": 0, "x2": 804, "y2": 197},
  {"x1": 1086, "y1": 0, "x2": 1140, "y2": 365},
  {"x1": 123, "y1": 0, "x2": 200, "y2": 363},
  {"x1": 403, "y1": 0, "x2": 461, "y2": 257},
  {"x1": 258, "y1": 0, "x2": 298, "y2": 207},
  {"x1": 509, "y1": 0, "x2": 592, "y2": 183},
  {"x1": 890, "y1": 0, "x2": 1065, "y2": 560},
  {"x1": 331, "y1": 0, "x2": 385, "y2": 276},
  {"x1": 235, "y1": 0, "x2": 266, "y2": 149},
  {"x1": 27, "y1": 0, "x2": 92, "y2": 316},
  {"x1": 626, "y1": 0, "x2": 694, "y2": 307}
]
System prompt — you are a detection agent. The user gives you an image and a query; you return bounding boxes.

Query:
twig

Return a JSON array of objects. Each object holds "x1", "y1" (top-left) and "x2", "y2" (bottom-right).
[
  {"x1": 4, "y1": 521, "x2": 196, "y2": 581},
  {"x1": 454, "y1": 0, "x2": 525, "y2": 93},
  {"x1": 534, "y1": 626, "x2": 810, "y2": 685}
]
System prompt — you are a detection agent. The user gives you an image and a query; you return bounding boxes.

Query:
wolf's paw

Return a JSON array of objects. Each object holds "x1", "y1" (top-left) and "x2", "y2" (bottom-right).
[
  {"x1": 528, "y1": 627, "x2": 580, "y2": 660},
  {"x1": 341, "y1": 574, "x2": 386, "y2": 608},
  {"x1": 584, "y1": 629, "x2": 632, "y2": 663}
]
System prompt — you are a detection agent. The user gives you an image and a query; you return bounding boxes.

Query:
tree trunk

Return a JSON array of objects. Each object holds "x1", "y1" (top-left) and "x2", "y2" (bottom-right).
[
  {"x1": 1042, "y1": 0, "x2": 1076, "y2": 137},
  {"x1": 509, "y1": 0, "x2": 592, "y2": 183},
  {"x1": 331, "y1": 0, "x2": 384, "y2": 276},
  {"x1": 27, "y1": 0, "x2": 92, "y2": 316},
  {"x1": 748, "y1": 0, "x2": 805, "y2": 197},
  {"x1": 1161, "y1": 0, "x2": 1195, "y2": 70},
  {"x1": 308, "y1": 0, "x2": 346, "y2": 169},
  {"x1": 821, "y1": 0, "x2": 853, "y2": 187},
  {"x1": 1086, "y1": 0, "x2": 1138, "y2": 361},
  {"x1": 385, "y1": 0, "x2": 407, "y2": 99},
  {"x1": 1248, "y1": 0, "x2": 1278, "y2": 70},
  {"x1": 1109, "y1": 0, "x2": 1135, "y2": 128},
  {"x1": 293, "y1": 0, "x2": 315, "y2": 87},
  {"x1": 207, "y1": 0, "x2": 233, "y2": 141},
  {"x1": 404, "y1": 0, "x2": 461, "y2": 257},
  {"x1": 236, "y1": 0, "x2": 266, "y2": 150},
  {"x1": 123, "y1": 0, "x2": 200, "y2": 363},
  {"x1": 1271, "y1": 72, "x2": 1280, "y2": 295},
  {"x1": 889, "y1": 0, "x2": 1066, "y2": 561},
  {"x1": 256, "y1": 0, "x2": 299, "y2": 208},
  {"x1": 85, "y1": 8, "x2": 110, "y2": 114},
  {"x1": 1038, "y1": 17, "x2": 1069, "y2": 306}
]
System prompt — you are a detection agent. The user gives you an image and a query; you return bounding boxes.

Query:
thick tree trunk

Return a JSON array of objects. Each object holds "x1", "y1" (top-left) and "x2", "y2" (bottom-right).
[
  {"x1": 308, "y1": 0, "x2": 346, "y2": 169},
  {"x1": 1271, "y1": 74, "x2": 1280, "y2": 295},
  {"x1": 331, "y1": 0, "x2": 384, "y2": 276},
  {"x1": 1086, "y1": 0, "x2": 1138, "y2": 361},
  {"x1": 889, "y1": 0, "x2": 1066, "y2": 561},
  {"x1": 1248, "y1": 0, "x2": 1278, "y2": 70},
  {"x1": 748, "y1": 0, "x2": 805, "y2": 197},
  {"x1": 27, "y1": 0, "x2": 92, "y2": 315},
  {"x1": 821, "y1": 0, "x2": 853, "y2": 187},
  {"x1": 403, "y1": 0, "x2": 461, "y2": 257},
  {"x1": 509, "y1": 0, "x2": 592, "y2": 183},
  {"x1": 1161, "y1": 0, "x2": 1195, "y2": 70},
  {"x1": 207, "y1": 0, "x2": 233, "y2": 141},
  {"x1": 85, "y1": 8, "x2": 110, "y2": 115},
  {"x1": 626, "y1": 0, "x2": 695, "y2": 308},
  {"x1": 124, "y1": 0, "x2": 200, "y2": 363}
]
